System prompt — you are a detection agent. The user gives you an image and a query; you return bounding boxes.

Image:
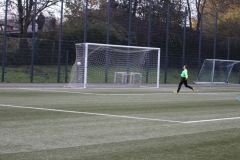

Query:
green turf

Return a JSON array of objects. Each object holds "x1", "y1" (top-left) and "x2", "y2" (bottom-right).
[
  {"x1": 0, "y1": 65, "x2": 197, "y2": 84},
  {"x1": 0, "y1": 85, "x2": 240, "y2": 160}
]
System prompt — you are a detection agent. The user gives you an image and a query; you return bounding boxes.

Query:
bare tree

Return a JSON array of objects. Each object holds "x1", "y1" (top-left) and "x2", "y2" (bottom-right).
[
  {"x1": 185, "y1": 0, "x2": 192, "y2": 29},
  {"x1": 195, "y1": 0, "x2": 206, "y2": 31},
  {"x1": 183, "y1": 0, "x2": 206, "y2": 30},
  {"x1": 0, "y1": 0, "x2": 60, "y2": 37}
]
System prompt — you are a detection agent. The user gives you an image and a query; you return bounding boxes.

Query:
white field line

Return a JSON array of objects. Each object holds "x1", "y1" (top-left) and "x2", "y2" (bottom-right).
[
  {"x1": 0, "y1": 104, "x2": 182, "y2": 123},
  {"x1": 0, "y1": 104, "x2": 240, "y2": 124},
  {"x1": 18, "y1": 88, "x2": 95, "y2": 95},
  {"x1": 0, "y1": 88, "x2": 170, "y2": 95},
  {"x1": 1, "y1": 87, "x2": 237, "y2": 96},
  {"x1": 181, "y1": 117, "x2": 240, "y2": 124}
]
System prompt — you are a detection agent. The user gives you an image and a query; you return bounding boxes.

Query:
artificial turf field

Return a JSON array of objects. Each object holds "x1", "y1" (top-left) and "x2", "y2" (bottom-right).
[{"x1": 0, "y1": 84, "x2": 240, "y2": 160}]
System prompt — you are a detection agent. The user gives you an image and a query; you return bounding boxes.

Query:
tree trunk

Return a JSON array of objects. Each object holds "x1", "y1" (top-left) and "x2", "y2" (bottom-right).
[
  {"x1": 186, "y1": 0, "x2": 192, "y2": 29},
  {"x1": 132, "y1": 0, "x2": 138, "y2": 17},
  {"x1": 18, "y1": 0, "x2": 34, "y2": 38},
  {"x1": 196, "y1": 0, "x2": 206, "y2": 31},
  {"x1": 18, "y1": 0, "x2": 24, "y2": 37}
]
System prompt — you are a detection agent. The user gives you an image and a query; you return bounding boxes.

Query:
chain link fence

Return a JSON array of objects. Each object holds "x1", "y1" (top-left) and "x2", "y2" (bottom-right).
[{"x1": 1, "y1": 1, "x2": 240, "y2": 84}]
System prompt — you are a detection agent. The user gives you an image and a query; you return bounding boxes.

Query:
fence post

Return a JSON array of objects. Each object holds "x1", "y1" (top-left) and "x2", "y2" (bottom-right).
[
  {"x1": 213, "y1": 12, "x2": 218, "y2": 59},
  {"x1": 147, "y1": 0, "x2": 152, "y2": 47},
  {"x1": 182, "y1": 7, "x2": 187, "y2": 67},
  {"x1": 105, "y1": 0, "x2": 111, "y2": 83},
  {"x1": 126, "y1": 0, "x2": 133, "y2": 82},
  {"x1": 2, "y1": 0, "x2": 8, "y2": 82},
  {"x1": 84, "y1": 0, "x2": 88, "y2": 43},
  {"x1": 146, "y1": 0, "x2": 152, "y2": 83},
  {"x1": 65, "y1": 51, "x2": 69, "y2": 83},
  {"x1": 30, "y1": 0, "x2": 37, "y2": 82},
  {"x1": 107, "y1": 0, "x2": 111, "y2": 44},
  {"x1": 128, "y1": 0, "x2": 133, "y2": 46},
  {"x1": 227, "y1": 37, "x2": 230, "y2": 60},
  {"x1": 164, "y1": 3, "x2": 171, "y2": 84},
  {"x1": 57, "y1": 0, "x2": 64, "y2": 83},
  {"x1": 198, "y1": 12, "x2": 203, "y2": 75}
]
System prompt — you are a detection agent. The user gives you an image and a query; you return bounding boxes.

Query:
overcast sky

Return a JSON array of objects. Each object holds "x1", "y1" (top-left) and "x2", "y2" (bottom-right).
[{"x1": 0, "y1": 0, "x2": 196, "y2": 21}]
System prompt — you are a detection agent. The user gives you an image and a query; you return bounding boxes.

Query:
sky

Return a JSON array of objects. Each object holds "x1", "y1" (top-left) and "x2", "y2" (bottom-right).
[
  {"x1": 0, "y1": 1, "x2": 63, "y2": 20},
  {"x1": 0, "y1": 0, "x2": 196, "y2": 22}
]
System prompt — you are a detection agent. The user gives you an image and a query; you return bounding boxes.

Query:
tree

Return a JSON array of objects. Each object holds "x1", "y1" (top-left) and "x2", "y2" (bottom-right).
[
  {"x1": 184, "y1": 0, "x2": 206, "y2": 30},
  {"x1": 200, "y1": 0, "x2": 240, "y2": 38},
  {"x1": 0, "y1": 0, "x2": 60, "y2": 38},
  {"x1": 185, "y1": 0, "x2": 193, "y2": 29},
  {"x1": 218, "y1": 4, "x2": 240, "y2": 37},
  {"x1": 195, "y1": 0, "x2": 206, "y2": 31}
]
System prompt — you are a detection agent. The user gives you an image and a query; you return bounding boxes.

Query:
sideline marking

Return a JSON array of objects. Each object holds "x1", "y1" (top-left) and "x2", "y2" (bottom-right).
[
  {"x1": 1, "y1": 104, "x2": 239, "y2": 124},
  {"x1": 0, "y1": 104, "x2": 181, "y2": 123},
  {"x1": 182, "y1": 117, "x2": 240, "y2": 123}
]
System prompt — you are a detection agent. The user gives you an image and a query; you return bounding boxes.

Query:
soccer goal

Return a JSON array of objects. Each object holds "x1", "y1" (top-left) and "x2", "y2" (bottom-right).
[
  {"x1": 67, "y1": 43, "x2": 160, "y2": 88},
  {"x1": 195, "y1": 59, "x2": 240, "y2": 84}
]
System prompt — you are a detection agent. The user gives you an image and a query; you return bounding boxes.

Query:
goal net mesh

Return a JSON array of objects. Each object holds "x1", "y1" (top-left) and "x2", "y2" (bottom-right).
[
  {"x1": 67, "y1": 43, "x2": 160, "y2": 88},
  {"x1": 196, "y1": 59, "x2": 240, "y2": 84}
]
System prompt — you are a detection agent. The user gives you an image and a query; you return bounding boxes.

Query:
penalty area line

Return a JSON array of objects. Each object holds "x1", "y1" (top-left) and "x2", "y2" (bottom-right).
[{"x1": 0, "y1": 104, "x2": 181, "y2": 123}]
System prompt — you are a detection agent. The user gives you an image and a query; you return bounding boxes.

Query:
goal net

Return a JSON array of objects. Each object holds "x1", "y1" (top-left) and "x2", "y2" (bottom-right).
[
  {"x1": 195, "y1": 59, "x2": 240, "y2": 84},
  {"x1": 67, "y1": 43, "x2": 160, "y2": 88}
]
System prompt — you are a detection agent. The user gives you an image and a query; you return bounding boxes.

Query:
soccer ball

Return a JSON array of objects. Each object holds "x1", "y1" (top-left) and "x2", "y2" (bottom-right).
[{"x1": 77, "y1": 62, "x2": 81, "y2": 65}]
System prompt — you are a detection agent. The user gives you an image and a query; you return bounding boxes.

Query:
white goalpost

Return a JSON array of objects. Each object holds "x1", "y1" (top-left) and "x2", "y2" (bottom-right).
[
  {"x1": 67, "y1": 43, "x2": 161, "y2": 88},
  {"x1": 195, "y1": 59, "x2": 240, "y2": 84}
]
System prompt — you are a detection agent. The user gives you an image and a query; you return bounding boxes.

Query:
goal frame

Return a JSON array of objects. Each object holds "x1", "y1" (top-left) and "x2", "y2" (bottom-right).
[
  {"x1": 69, "y1": 43, "x2": 161, "y2": 88},
  {"x1": 195, "y1": 59, "x2": 240, "y2": 84}
]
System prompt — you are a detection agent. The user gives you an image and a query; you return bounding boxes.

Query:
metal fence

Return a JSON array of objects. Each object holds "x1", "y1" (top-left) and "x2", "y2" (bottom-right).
[{"x1": 1, "y1": 0, "x2": 240, "y2": 84}]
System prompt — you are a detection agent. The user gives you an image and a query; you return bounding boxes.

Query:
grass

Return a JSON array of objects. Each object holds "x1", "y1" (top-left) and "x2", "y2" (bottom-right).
[
  {"x1": 0, "y1": 65, "x2": 197, "y2": 84},
  {"x1": 0, "y1": 84, "x2": 240, "y2": 159},
  {"x1": 1, "y1": 65, "x2": 68, "y2": 83}
]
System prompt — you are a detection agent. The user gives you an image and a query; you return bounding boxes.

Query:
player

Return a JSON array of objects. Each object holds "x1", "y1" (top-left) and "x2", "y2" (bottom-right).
[{"x1": 174, "y1": 65, "x2": 194, "y2": 94}]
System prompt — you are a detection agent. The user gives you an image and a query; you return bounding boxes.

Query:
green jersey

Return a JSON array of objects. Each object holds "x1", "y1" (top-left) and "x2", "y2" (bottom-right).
[{"x1": 181, "y1": 69, "x2": 188, "y2": 78}]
